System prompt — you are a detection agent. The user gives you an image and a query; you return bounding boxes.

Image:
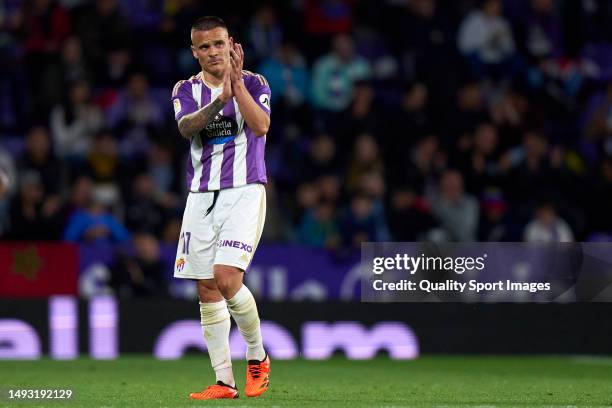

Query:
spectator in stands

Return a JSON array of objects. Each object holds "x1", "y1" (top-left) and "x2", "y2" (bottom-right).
[
  {"x1": 50, "y1": 80, "x2": 104, "y2": 160},
  {"x1": 83, "y1": 130, "x2": 125, "y2": 207},
  {"x1": 59, "y1": 175, "x2": 93, "y2": 225},
  {"x1": 345, "y1": 133, "x2": 383, "y2": 193},
  {"x1": 298, "y1": 201, "x2": 339, "y2": 249},
  {"x1": 478, "y1": 189, "x2": 512, "y2": 241},
  {"x1": 359, "y1": 171, "x2": 390, "y2": 241},
  {"x1": 503, "y1": 130, "x2": 559, "y2": 204},
  {"x1": 447, "y1": 81, "x2": 488, "y2": 142},
  {"x1": 157, "y1": 0, "x2": 204, "y2": 78},
  {"x1": 300, "y1": 134, "x2": 339, "y2": 181},
  {"x1": 248, "y1": 4, "x2": 283, "y2": 65},
  {"x1": 456, "y1": 122, "x2": 501, "y2": 196},
  {"x1": 488, "y1": 86, "x2": 529, "y2": 132},
  {"x1": 144, "y1": 142, "x2": 180, "y2": 205},
  {"x1": 61, "y1": 36, "x2": 85, "y2": 79},
  {"x1": 20, "y1": 0, "x2": 71, "y2": 57},
  {"x1": 388, "y1": 133, "x2": 441, "y2": 196},
  {"x1": 585, "y1": 81, "x2": 612, "y2": 142},
  {"x1": 389, "y1": 0, "x2": 455, "y2": 90},
  {"x1": 524, "y1": 202, "x2": 574, "y2": 242},
  {"x1": 112, "y1": 233, "x2": 168, "y2": 297},
  {"x1": 259, "y1": 41, "x2": 310, "y2": 110},
  {"x1": 304, "y1": 0, "x2": 353, "y2": 38},
  {"x1": 338, "y1": 193, "x2": 380, "y2": 248},
  {"x1": 19, "y1": 0, "x2": 72, "y2": 115},
  {"x1": 63, "y1": 189, "x2": 130, "y2": 243},
  {"x1": 394, "y1": 82, "x2": 432, "y2": 146},
  {"x1": 5, "y1": 171, "x2": 63, "y2": 240},
  {"x1": 515, "y1": 0, "x2": 563, "y2": 62},
  {"x1": 291, "y1": 181, "x2": 320, "y2": 226},
  {"x1": 386, "y1": 187, "x2": 436, "y2": 241},
  {"x1": 107, "y1": 72, "x2": 163, "y2": 155},
  {"x1": 18, "y1": 126, "x2": 63, "y2": 219},
  {"x1": 335, "y1": 81, "x2": 380, "y2": 149},
  {"x1": 125, "y1": 173, "x2": 166, "y2": 237},
  {"x1": 0, "y1": 147, "x2": 17, "y2": 234},
  {"x1": 0, "y1": 169, "x2": 8, "y2": 199},
  {"x1": 312, "y1": 34, "x2": 371, "y2": 111},
  {"x1": 457, "y1": 0, "x2": 516, "y2": 78},
  {"x1": 317, "y1": 174, "x2": 342, "y2": 205},
  {"x1": 42, "y1": 37, "x2": 93, "y2": 113},
  {"x1": 73, "y1": 0, "x2": 132, "y2": 84},
  {"x1": 431, "y1": 170, "x2": 479, "y2": 241}
]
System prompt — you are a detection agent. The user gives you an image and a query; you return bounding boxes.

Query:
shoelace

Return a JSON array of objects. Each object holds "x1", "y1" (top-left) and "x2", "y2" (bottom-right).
[{"x1": 248, "y1": 364, "x2": 262, "y2": 379}]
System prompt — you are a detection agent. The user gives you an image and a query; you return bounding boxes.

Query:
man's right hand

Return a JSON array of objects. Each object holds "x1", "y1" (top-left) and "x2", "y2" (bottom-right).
[{"x1": 219, "y1": 71, "x2": 233, "y2": 103}]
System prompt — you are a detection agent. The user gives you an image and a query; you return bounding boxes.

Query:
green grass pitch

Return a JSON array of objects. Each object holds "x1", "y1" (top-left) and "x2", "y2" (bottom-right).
[{"x1": 1, "y1": 356, "x2": 612, "y2": 407}]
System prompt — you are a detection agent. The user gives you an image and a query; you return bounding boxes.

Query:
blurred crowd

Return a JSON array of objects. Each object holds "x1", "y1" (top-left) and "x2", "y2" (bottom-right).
[{"x1": 1, "y1": 0, "x2": 612, "y2": 295}]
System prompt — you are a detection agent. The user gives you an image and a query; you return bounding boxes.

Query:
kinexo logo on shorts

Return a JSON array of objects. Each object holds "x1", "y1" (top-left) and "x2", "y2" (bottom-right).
[
  {"x1": 175, "y1": 258, "x2": 186, "y2": 272},
  {"x1": 218, "y1": 240, "x2": 253, "y2": 253}
]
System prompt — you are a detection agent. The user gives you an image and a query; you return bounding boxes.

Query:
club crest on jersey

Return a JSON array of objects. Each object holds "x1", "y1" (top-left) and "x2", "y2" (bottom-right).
[
  {"x1": 175, "y1": 257, "x2": 186, "y2": 272},
  {"x1": 202, "y1": 115, "x2": 239, "y2": 144},
  {"x1": 173, "y1": 99, "x2": 181, "y2": 115}
]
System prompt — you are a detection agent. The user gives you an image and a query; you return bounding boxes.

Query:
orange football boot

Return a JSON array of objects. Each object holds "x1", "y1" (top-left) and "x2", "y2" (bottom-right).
[
  {"x1": 189, "y1": 381, "x2": 238, "y2": 400},
  {"x1": 245, "y1": 353, "x2": 270, "y2": 397}
]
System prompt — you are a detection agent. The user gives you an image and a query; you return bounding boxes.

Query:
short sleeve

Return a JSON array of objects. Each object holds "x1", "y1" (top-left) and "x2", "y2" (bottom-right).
[
  {"x1": 171, "y1": 80, "x2": 197, "y2": 122},
  {"x1": 245, "y1": 74, "x2": 272, "y2": 116}
]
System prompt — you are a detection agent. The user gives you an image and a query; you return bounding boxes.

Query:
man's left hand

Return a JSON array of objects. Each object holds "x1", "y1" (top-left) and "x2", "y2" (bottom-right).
[{"x1": 229, "y1": 40, "x2": 244, "y2": 85}]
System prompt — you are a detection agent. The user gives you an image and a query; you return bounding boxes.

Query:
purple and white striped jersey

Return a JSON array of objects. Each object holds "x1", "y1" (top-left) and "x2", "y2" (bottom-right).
[{"x1": 171, "y1": 71, "x2": 271, "y2": 192}]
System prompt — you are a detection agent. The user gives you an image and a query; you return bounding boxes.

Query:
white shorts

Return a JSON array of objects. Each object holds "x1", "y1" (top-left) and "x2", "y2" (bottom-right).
[{"x1": 174, "y1": 183, "x2": 266, "y2": 280}]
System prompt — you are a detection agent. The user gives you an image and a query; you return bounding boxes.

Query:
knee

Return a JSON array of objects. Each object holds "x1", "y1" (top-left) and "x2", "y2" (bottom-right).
[
  {"x1": 197, "y1": 279, "x2": 223, "y2": 303},
  {"x1": 214, "y1": 265, "x2": 242, "y2": 299}
]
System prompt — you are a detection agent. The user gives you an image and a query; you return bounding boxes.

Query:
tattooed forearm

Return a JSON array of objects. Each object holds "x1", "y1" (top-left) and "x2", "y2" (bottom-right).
[{"x1": 178, "y1": 98, "x2": 226, "y2": 139}]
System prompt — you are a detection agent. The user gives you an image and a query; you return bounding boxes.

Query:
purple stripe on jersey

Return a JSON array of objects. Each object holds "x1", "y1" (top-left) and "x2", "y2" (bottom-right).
[
  {"x1": 245, "y1": 127, "x2": 267, "y2": 184},
  {"x1": 186, "y1": 138, "x2": 195, "y2": 188},
  {"x1": 198, "y1": 143, "x2": 214, "y2": 191},
  {"x1": 219, "y1": 101, "x2": 237, "y2": 189},
  {"x1": 223, "y1": 98, "x2": 236, "y2": 117},
  {"x1": 198, "y1": 85, "x2": 213, "y2": 191},
  {"x1": 220, "y1": 141, "x2": 235, "y2": 189},
  {"x1": 256, "y1": 136, "x2": 267, "y2": 183}
]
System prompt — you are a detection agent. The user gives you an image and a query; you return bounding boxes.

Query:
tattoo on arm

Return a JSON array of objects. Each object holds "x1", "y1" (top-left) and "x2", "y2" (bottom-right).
[{"x1": 178, "y1": 98, "x2": 226, "y2": 139}]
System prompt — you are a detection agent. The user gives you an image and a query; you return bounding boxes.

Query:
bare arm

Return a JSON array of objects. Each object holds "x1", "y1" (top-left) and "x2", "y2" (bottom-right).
[
  {"x1": 177, "y1": 73, "x2": 233, "y2": 139},
  {"x1": 177, "y1": 98, "x2": 226, "y2": 139},
  {"x1": 232, "y1": 82, "x2": 270, "y2": 137},
  {"x1": 230, "y1": 42, "x2": 270, "y2": 137}
]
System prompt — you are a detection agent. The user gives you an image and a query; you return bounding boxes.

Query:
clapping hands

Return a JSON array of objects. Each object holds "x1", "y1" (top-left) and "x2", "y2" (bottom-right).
[{"x1": 229, "y1": 39, "x2": 244, "y2": 86}]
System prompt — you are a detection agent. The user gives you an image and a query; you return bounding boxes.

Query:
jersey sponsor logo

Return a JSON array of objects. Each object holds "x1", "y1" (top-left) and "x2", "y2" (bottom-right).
[
  {"x1": 201, "y1": 115, "x2": 239, "y2": 144},
  {"x1": 259, "y1": 94, "x2": 270, "y2": 110},
  {"x1": 217, "y1": 239, "x2": 253, "y2": 253},
  {"x1": 173, "y1": 99, "x2": 181, "y2": 115}
]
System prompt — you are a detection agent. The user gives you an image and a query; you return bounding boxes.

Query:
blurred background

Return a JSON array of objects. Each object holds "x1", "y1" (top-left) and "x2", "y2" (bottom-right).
[{"x1": 1, "y1": 0, "x2": 612, "y2": 358}]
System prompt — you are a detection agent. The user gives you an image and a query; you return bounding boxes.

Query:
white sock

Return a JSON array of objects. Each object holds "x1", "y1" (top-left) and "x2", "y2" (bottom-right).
[
  {"x1": 200, "y1": 300, "x2": 235, "y2": 387},
  {"x1": 226, "y1": 285, "x2": 266, "y2": 361}
]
